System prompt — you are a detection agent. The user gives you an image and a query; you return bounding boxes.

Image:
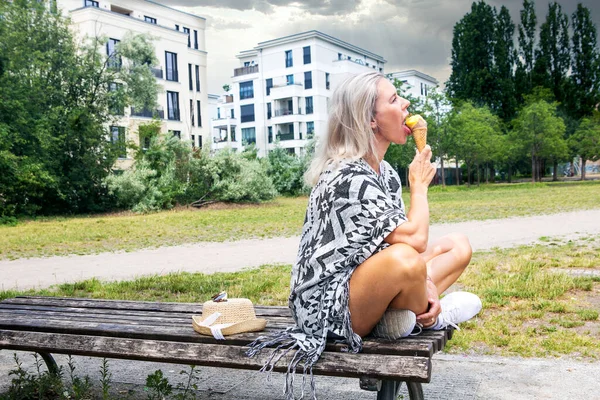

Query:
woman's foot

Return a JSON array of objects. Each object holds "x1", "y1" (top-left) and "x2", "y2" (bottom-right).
[
  {"x1": 426, "y1": 291, "x2": 482, "y2": 331},
  {"x1": 371, "y1": 309, "x2": 417, "y2": 339}
]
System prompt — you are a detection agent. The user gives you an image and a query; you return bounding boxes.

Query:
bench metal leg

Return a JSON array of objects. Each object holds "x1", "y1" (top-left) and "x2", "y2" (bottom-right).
[
  {"x1": 38, "y1": 352, "x2": 59, "y2": 375},
  {"x1": 376, "y1": 380, "x2": 424, "y2": 400},
  {"x1": 377, "y1": 380, "x2": 402, "y2": 400}
]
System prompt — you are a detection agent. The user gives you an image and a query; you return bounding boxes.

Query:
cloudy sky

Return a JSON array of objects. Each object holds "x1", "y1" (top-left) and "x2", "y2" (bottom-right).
[{"x1": 160, "y1": 0, "x2": 600, "y2": 94}]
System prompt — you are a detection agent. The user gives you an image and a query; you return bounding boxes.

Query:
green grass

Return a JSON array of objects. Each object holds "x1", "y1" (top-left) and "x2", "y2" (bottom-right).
[
  {"x1": 2, "y1": 236, "x2": 599, "y2": 359},
  {"x1": 1, "y1": 180, "x2": 600, "y2": 260}
]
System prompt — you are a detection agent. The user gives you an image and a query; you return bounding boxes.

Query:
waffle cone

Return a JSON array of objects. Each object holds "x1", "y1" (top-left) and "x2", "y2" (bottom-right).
[{"x1": 413, "y1": 127, "x2": 427, "y2": 152}]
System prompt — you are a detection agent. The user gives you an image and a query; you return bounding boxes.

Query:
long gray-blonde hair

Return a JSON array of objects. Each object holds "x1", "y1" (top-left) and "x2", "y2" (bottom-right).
[{"x1": 305, "y1": 71, "x2": 385, "y2": 186}]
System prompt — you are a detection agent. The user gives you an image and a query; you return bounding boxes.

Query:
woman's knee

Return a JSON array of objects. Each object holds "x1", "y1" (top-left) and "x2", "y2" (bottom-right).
[
  {"x1": 384, "y1": 244, "x2": 427, "y2": 283},
  {"x1": 449, "y1": 232, "x2": 472, "y2": 267}
]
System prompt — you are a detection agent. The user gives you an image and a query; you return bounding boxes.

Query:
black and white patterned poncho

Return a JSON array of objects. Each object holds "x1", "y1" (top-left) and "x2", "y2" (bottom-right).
[{"x1": 247, "y1": 158, "x2": 407, "y2": 399}]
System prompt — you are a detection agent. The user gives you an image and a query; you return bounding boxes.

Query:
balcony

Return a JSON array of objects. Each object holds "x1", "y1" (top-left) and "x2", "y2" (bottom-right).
[
  {"x1": 211, "y1": 117, "x2": 238, "y2": 129},
  {"x1": 270, "y1": 83, "x2": 304, "y2": 100},
  {"x1": 130, "y1": 107, "x2": 164, "y2": 119},
  {"x1": 234, "y1": 65, "x2": 259, "y2": 77},
  {"x1": 151, "y1": 67, "x2": 163, "y2": 79},
  {"x1": 277, "y1": 132, "x2": 295, "y2": 141}
]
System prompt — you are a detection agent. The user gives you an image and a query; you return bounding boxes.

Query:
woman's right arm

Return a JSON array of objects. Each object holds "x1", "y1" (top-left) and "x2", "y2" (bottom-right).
[{"x1": 384, "y1": 146, "x2": 436, "y2": 252}]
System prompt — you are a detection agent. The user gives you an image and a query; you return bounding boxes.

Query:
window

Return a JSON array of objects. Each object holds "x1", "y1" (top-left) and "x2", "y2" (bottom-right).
[
  {"x1": 195, "y1": 65, "x2": 200, "y2": 92},
  {"x1": 240, "y1": 104, "x2": 255, "y2": 123},
  {"x1": 304, "y1": 71, "x2": 312, "y2": 89},
  {"x1": 85, "y1": 0, "x2": 98, "y2": 7},
  {"x1": 167, "y1": 91, "x2": 180, "y2": 120},
  {"x1": 190, "y1": 99, "x2": 194, "y2": 126},
  {"x1": 171, "y1": 130, "x2": 181, "y2": 139},
  {"x1": 110, "y1": 126, "x2": 126, "y2": 158},
  {"x1": 194, "y1": 30, "x2": 198, "y2": 49},
  {"x1": 268, "y1": 126, "x2": 273, "y2": 143},
  {"x1": 198, "y1": 135, "x2": 203, "y2": 148},
  {"x1": 266, "y1": 78, "x2": 273, "y2": 96},
  {"x1": 338, "y1": 53, "x2": 342, "y2": 60},
  {"x1": 106, "y1": 38, "x2": 121, "y2": 69},
  {"x1": 191, "y1": 134, "x2": 195, "y2": 148},
  {"x1": 325, "y1": 72, "x2": 330, "y2": 90},
  {"x1": 267, "y1": 103, "x2": 271, "y2": 119},
  {"x1": 188, "y1": 64, "x2": 193, "y2": 90},
  {"x1": 183, "y1": 27, "x2": 190, "y2": 47},
  {"x1": 197, "y1": 100, "x2": 202, "y2": 127},
  {"x1": 285, "y1": 50, "x2": 293, "y2": 68},
  {"x1": 165, "y1": 52, "x2": 178, "y2": 81},
  {"x1": 144, "y1": 16, "x2": 156, "y2": 24},
  {"x1": 239, "y1": 81, "x2": 254, "y2": 100},
  {"x1": 175, "y1": 24, "x2": 179, "y2": 31},
  {"x1": 242, "y1": 128, "x2": 256, "y2": 145},
  {"x1": 230, "y1": 108, "x2": 234, "y2": 118},
  {"x1": 108, "y1": 82, "x2": 123, "y2": 115},
  {"x1": 303, "y1": 46, "x2": 311, "y2": 64},
  {"x1": 286, "y1": 74, "x2": 294, "y2": 85},
  {"x1": 305, "y1": 96, "x2": 313, "y2": 114},
  {"x1": 307, "y1": 121, "x2": 314, "y2": 138},
  {"x1": 244, "y1": 61, "x2": 250, "y2": 67},
  {"x1": 379, "y1": 67, "x2": 383, "y2": 72},
  {"x1": 347, "y1": 56, "x2": 351, "y2": 60},
  {"x1": 141, "y1": 134, "x2": 151, "y2": 151}
]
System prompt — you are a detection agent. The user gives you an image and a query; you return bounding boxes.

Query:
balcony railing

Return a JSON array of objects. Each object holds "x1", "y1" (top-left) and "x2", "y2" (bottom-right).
[
  {"x1": 151, "y1": 67, "x2": 163, "y2": 79},
  {"x1": 234, "y1": 65, "x2": 259, "y2": 77},
  {"x1": 274, "y1": 109, "x2": 295, "y2": 117},
  {"x1": 277, "y1": 133, "x2": 295, "y2": 141},
  {"x1": 130, "y1": 107, "x2": 164, "y2": 119}
]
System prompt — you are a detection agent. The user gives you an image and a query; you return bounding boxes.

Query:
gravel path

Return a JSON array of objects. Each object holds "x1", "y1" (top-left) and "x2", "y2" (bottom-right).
[{"x1": 2, "y1": 209, "x2": 600, "y2": 291}]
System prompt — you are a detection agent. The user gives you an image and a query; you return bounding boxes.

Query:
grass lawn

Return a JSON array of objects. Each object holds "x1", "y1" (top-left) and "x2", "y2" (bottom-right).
[
  {"x1": 1, "y1": 180, "x2": 599, "y2": 260},
  {"x1": 2, "y1": 235, "x2": 599, "y2": 359}
]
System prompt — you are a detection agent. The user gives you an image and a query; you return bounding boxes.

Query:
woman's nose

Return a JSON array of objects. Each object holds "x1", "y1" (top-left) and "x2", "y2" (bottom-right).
[{"x1": 401, "y1": 98, "x2": 410, "y2": 110}]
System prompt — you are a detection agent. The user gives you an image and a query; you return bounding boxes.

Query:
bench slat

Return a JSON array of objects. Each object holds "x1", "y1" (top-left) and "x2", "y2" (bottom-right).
[
  {"x1": 4, "y1": 297, "x2": 291, "y2": 317},
  {"x1": 0, "y1": 315, "x2": 434, "y2": 357},
  {"x1": 0, "y1": 330, "x2": 432, "y2": 382}
]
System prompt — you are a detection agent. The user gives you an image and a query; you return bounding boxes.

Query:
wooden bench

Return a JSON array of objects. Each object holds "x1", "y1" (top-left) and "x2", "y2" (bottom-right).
[{"x1": 0, "y1": 296, "x2": 453, "y2": 399}]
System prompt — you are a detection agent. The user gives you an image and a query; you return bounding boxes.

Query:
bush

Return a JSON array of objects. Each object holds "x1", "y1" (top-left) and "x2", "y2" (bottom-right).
[{"x1": 267, "y1": 143, "x2": 312, "y2": 196}]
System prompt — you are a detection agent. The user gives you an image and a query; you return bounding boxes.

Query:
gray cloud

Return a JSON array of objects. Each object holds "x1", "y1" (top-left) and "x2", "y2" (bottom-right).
[
  {"x1": 160, "y1": 0, "x2": 361, "y2": 15},
  {"x1": 168, "y1": 0, "x2": 600, "y2": 93}
]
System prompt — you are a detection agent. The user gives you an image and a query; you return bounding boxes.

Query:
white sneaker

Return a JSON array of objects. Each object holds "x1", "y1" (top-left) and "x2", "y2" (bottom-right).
[
  {"x1": 371, "y1": 309, "x2": 417, "y2": 339},
  {"x1": 429, "y1": 291, "x2": 482, "y2": 331}
]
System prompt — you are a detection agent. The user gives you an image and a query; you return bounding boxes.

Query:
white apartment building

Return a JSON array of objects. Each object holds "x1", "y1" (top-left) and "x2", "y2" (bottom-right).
[
  {"x1": 387, "y1": 70, "x2": 439, "y2": 102},
  {"x1": 211, "y1": 30, "x2": 386, "y2": 157},
  {"x1": 56, "y1": 0, "x2": 208, "y2": 167}
]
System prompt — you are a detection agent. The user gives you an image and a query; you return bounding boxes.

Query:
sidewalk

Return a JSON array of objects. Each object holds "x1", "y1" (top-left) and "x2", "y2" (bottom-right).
[
  {"x1": 2, "y1": 209, "x2": 600, "y2": 291},
  {"x1": 1, "y1": 351, "x2": 597, "y2": 399}
]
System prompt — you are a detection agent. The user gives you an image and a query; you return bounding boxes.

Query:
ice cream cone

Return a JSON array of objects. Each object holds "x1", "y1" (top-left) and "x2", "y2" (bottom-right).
[
  {"x1": 405, "y1": 115, "x2": 428, "y2": 152},
  {"x1": 413, "y1": 127, "x2": 427, "y2": 152}
]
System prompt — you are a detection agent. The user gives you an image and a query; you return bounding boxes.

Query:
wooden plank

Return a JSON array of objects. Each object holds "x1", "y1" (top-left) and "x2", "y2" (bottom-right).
[
  {"x1": 3, "y1": 297, "x2": 291, "y2": 317},
  {"x1": 0, "y1": 317, "x2": 433, "y2": 357},
  {"x1": 0, "y1": 330, "x2": 432, "y2": 382}
]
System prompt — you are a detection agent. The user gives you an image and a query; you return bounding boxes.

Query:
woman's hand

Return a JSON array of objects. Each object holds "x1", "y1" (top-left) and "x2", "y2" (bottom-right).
[
  {"x1": 416, "y1": 279, "x2": 441, "y2": 327},
  {"x1": 408, "y1": 145, "x2": 436, "y2": 194}
]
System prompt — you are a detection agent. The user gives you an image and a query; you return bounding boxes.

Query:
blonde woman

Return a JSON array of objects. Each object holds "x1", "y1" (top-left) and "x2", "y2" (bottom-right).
[{"x1": 248, "y1": 72, "x2": 481, "y2": 399}]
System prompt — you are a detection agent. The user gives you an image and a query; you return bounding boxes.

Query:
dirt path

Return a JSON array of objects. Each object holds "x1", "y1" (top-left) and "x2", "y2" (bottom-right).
[{"x1": 2, "y1": 209, "x2": 600, "y2": 291}]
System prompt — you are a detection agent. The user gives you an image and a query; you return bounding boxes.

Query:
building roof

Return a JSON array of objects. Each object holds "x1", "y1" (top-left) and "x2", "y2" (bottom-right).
[
  {"x1": 237, "y1": 30, "x2": 386, "y2": 63},
  {"x1": 389, "y1": 69, "x2": 439, "y2": 85},
  {"x1": 145, "y1": 0, "x2": 206, "y2": 21}
]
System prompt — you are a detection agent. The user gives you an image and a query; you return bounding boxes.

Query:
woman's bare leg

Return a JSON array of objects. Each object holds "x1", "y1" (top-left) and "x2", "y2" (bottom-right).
[
  {"x1": 423, "y1": 232, "x2": 473, "y2": 293},
  {"x1": 349, "y1": 243, "x2": 429, "y2": 337}
]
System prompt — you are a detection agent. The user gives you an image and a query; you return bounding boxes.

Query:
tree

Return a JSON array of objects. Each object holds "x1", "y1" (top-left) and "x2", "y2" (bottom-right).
[
  {"x1": 423, "y1": 90, "x2": 453, "y2": 186},
  {"x1": 567, "y1": 4, "x2": 600, "y2": 120},
  {"x1": 512, "y1": 99, "x2": 567, "y2": 182},
  {"x1": 568, "y1": 115, "x2": 600, "y2": 180},
  {"x1": 0, "y1": 0, "x2": 159, "y2": 216},
  {"x1": 447, "y1": 1, "x2": 497, "y2": 110},
  {"x1": 448, "y1": 103, "x2": 502, "y2": 186},
  {"x1": 494, "y1": 6, "x2": 517, "y2": 122},
  {"x1": 532, "y1": 2, "x2": 570, "y2": 104},
  {"x1": 515, "y1": 0, "x2": 537, "y2": 101}
]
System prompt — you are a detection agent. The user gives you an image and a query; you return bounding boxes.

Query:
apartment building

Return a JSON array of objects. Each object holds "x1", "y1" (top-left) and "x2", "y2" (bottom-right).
[
  {"x1": 56, "y1": 0, "x2": 208, "y2": 167},
  {"x1": 211, "y1": 30, "x2": 386, "y2": 157},
  {"x1": 387, "y1": 70, "x2": 439, "y2": 102}
]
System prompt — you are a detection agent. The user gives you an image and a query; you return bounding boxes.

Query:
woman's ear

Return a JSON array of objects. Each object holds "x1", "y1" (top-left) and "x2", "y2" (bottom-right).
[{"x1": 370, "y1": 118, "x2": 378, "y2": 130}]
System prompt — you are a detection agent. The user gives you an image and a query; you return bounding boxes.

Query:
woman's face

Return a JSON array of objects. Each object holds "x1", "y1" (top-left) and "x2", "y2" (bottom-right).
[{"x1": 371, "y1": 79, "x2": 411, "y2": 145}]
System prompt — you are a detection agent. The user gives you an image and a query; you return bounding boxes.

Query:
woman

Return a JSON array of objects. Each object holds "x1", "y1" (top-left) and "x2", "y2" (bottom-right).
[{"x1": 248, "y1": 71, "x2": 481, "y2": 399}]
